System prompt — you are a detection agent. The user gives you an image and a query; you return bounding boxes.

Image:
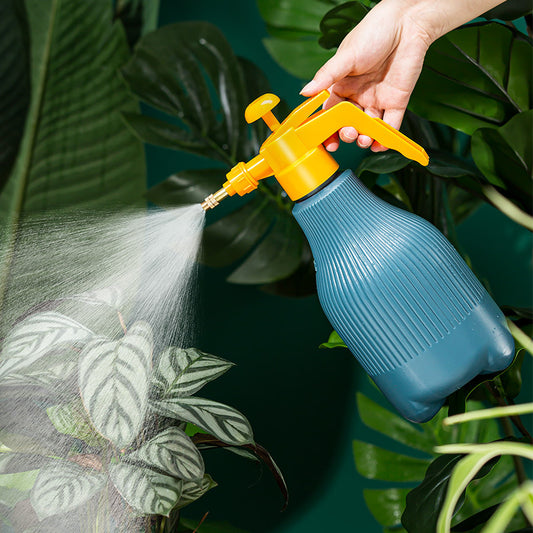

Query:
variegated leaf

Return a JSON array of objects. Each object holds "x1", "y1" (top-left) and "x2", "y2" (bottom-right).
[
  {"x1": 126, "y1": 426, "x2": 204, "y2": 481},
  {"x1": 79, "y1": 321, "x2": 153, "y2": 448},
  {"x1": 153, "y1": 347, "x2": 234, "y2": 398},
  {"x1": 0, "y1": 311, "x2": 93, "y2": 380},
  {"x1": 30, "y1": 461, "x2": 106, "y2": 520},
  {"x1": 175, "y1": 474, "x2": 217, "y2": 509},
  {"x1": 47, "y1": 400, "x2": 105, "y2": 448},
  {"x1": 109, "y1": 462, "x2": 182, "y2": 517},
  {"x1": 70, "y1": 286, "x2": 123, "y2": 309},
  {"x1": 150, "y1": 397, "x2": 253, "y2": 445}
]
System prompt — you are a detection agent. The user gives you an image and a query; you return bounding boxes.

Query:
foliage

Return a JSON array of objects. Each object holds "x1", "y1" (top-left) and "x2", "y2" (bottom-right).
[
  {"x1": 352, "y1": 392, "x2": 526, "y2": 532},
  {"x1": 120, "y1": 21, "x2": 318, "y2": 296},
  {"x1": 0, "y1": 0, "x2": 147, "y2": 330},
  {"x1": 0, "y1": 289, "x2": 285, "y2": 531}
]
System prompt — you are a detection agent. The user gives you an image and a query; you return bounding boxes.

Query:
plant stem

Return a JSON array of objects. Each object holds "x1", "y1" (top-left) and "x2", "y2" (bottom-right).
[
  {"x1": 192, "y1": 512, "x2": 209, "y2": 533},
  {"x1": 507, "y1": 319, "x2": 533, "y2": 357},
  {"x1": 482, "y1": 184, "x2": 533, "y2": 231},
  {"x1": 158, "y1": 516, "x2": 166, "y2": 533}
]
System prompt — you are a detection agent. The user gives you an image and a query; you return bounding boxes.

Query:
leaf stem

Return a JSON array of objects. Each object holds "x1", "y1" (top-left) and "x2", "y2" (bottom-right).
[
  {"x1": 482, "y1": 184, "x2": 533, "y2": 231},
  {"x1": 192, "y1": 511, "x2": 209, "y2": 533},
  {"x1": 507, "y1": 319, "x2": 533, "y2": 356}
]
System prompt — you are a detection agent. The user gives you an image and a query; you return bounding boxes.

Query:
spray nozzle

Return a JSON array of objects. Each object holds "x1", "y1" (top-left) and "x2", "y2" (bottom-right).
[{"x1": 200, "y1": 90, "x2": 429, "y2": 211}]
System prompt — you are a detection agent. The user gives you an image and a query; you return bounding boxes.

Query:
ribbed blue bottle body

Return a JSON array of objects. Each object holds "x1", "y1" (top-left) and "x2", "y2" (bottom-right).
[{"x1": 293, "y1": 170, "x2": 514, "y2": 422}]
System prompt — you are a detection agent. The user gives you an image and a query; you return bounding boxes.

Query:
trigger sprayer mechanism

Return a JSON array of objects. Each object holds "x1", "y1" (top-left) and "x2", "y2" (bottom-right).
[{"x1": 200, "y1": 90, "x2": 429, "y2": 211}]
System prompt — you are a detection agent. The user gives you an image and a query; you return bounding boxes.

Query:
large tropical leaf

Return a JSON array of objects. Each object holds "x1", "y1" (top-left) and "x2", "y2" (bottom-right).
[
  {"x1": 78, "y1": 321, "x2": 153, "y2": 448},
  {"x1": 150, "y1": 397, "x2": 254, "y2": 446},
  {"x1": 30, "y1": 460, "x2": 106, "y2": 520},
  {"x1": 123, "y1": 21, "x2": 313, "y2": 293},
  {"x1": 115, "y1": 0, "x2": 160, "y2": 49},
  {"x1": 109, "y1": 462, "x2": 182, "y2": 517},
  {"x1": 126, "y1": 426, "x2": 204, "y2": 481},
  {"x1": 257, "y1": 0, "x2": 341, "y2": 79},
  {"x1": 353, "y1": 393, "x2": 516, "y2": 531},
  {"x1": 0, "y1": 0, "x2": 30, "y2": 192},
  {"x1": 0, "y1": 311, "x2": 93, "y2": 382},
  {"x1": 410, "y1": 22, "x2": 532, "y2": 135},
  {"x1": 152, "y1": 347, "x2": 234, "y2": 398},
  {"x1": 0, "y1": 0, "x2": 145, "y2": 325},
  {"x1": 121, "y1": 21, "x2": 248, "y2": 164},
  {"x1": 471, "y1": 110, "x2": 532, "y2": 212}
]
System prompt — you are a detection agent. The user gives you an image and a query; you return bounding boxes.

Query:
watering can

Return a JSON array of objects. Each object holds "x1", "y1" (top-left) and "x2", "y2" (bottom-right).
[{"x1": 200, "y1": 91, "x2": 514, "y2": 423}]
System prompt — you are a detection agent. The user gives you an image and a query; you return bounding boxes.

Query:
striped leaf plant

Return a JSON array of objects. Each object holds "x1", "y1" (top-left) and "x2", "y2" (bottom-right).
[{"x1": 0, "y1": 290, "x2": 284, "y2": 532}]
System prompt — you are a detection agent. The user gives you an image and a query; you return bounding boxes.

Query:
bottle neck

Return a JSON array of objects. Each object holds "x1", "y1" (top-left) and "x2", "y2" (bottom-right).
[{"x1": 294, "y1": 169, "x2": 344, "y2": 203}]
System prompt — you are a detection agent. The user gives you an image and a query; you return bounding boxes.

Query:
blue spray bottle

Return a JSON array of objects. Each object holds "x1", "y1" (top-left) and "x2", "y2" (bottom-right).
[{"x1": 200, "y1": 91, "x2": 514, "y2": 422}]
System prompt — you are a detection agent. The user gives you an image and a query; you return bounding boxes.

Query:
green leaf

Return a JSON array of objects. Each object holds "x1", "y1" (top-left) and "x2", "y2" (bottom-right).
[
  {"x1": 471, "y1": 110, "x2": 533, "y2": 206},
  {"x1": 402, "y1": 453, "x2": 499, "y2": 533},
  {"x1": 150, "y1": 397, "x2": 254, "y2": 446},
  {"x1": 46, "y1": 399, "x2": 105, "y2": 448},
  {"x1": 410, "y1": 22, "x2": 532, "y2": 135},
  {"x1": 0, "y1": 0, "x2": 30, "y2": 191},
  {"x1": 356, "y1": 393, "x2": 435, "y2": 454},
  {"x1": 363, "y1": 488, "x2": 410, "y2": 529},
  {"x1": 319, "y1": 330, "x2": 348, "y2": 349},
  {"x1": 177, "y1": 518, "x2": 249, "y2": 533},
  {"x1": 115, "y1": 0, "x2": 160, "y2": 49},
  {"x1": 79, "y1": 321, "x2": 153, "y2": 448},
  {"x1": 201, "y1": 196, "x2": 273, "y2": 268},
  {"x1": 263, "y1": 37, "x2": 334, "y2": 80},
  {"x1": 0, "y1": 469, "x2": 38, "y2": 491},
  {"x1": 482, "y1": 0, "x2": 533, "y2": 20},
  {"x1": 356, "y1": 151, "x2": 411, "y2": 178},
  {"x1": 175, "y1": 473, "x2": 217, "y2": 509},
  {"x1": 0, "y1": 311, "x2": 93, "y2": 382},
  {"x1": 426, "y1": 149, "x2": 481, "y2": 179},
  {"x1": 0, "y1": 0, "x2": 145, "y2": 323},
  {"x1": 126, "y1": 427, "x2": 204, "y2": 481},
  {"x1": 121, "y1": 21, "x2": 248, "y2": 164},
  {"x1": 146, "y1": 169, "x2": 227, "y2": 208},
  {"x1": 109, "y1": 462, "x2": 182, "y2": 517},
  {"x1": 30, "y1": 461, "x2": 105, "y2": 520},
  {"x1": 153, "y1": 347, "x2": 234, "y2": 398},
  {"x1": 353, "y1": 440, "x2": 431, "y2": 482},
  {"x1": 69, "y1": 286, "x2": 124, "y2": 310},
  {"x1": 319, "y1": 1, "x2": 369, "y2": 49},
  {"x1": 226, "y1": 212, "x2": 303, "y2": 284},
  {"x1": 500, "y1": 349, "x2": 525, "y2": 399}
]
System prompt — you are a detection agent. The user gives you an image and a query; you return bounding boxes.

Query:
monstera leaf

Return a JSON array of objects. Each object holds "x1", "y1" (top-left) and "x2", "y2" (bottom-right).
[
  {"x1": 121, "y1": 21, "x2": 315, "y2": 294},
  {"x1": 410, "y1": 22, "x2": 531, "y2": 135},
  {"x1": 354, "y1": 392, "x2": 518, "y2": 532}
]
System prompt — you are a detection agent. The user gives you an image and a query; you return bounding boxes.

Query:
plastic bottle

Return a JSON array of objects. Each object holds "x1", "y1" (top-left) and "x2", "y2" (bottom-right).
[{"x1": 201, "y1": 91, "x2": 514, "y2": 422}]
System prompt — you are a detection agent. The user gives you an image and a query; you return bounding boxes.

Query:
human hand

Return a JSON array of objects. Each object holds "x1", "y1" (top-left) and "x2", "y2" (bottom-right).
[{"x1": 301, "y1": 0, "x2": 433, "y2": 152}]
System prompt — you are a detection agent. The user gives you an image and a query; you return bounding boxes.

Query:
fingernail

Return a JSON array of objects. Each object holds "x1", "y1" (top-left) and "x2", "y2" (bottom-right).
[
  {"x1": 343, "y1": 127, "x2": 357, "y2": 141},
  {"x1": 300, "y1": 80, "x2": 319, "y2": 95},
  {"x1": 358, "y1": 135, "x2": 372, "y2": 148}
]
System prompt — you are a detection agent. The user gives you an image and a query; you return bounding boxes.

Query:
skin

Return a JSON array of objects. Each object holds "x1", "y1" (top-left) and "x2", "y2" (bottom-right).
[{"x1": 300, "y1": 0, "x2": 507, "y2": 152}]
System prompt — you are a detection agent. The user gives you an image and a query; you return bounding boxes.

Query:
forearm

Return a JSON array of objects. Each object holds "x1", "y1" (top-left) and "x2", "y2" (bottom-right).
[{"x1": 399, "y1": 0, "x2": 507, "y2": 43}]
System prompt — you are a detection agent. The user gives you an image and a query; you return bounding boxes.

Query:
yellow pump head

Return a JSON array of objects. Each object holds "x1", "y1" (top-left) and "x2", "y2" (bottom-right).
[{"x1": 200, "y1": 90, "x2": 429, "y2": 211}]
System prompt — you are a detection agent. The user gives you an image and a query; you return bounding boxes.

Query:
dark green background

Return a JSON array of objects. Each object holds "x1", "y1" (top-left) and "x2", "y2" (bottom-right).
[{"x1": 146, "y1": 2, "x2": 533, "y2": 531}]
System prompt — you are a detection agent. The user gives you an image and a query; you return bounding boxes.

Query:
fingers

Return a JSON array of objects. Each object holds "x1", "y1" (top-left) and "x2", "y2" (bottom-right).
[
  {"x1": 300, "y1": 53, "x2": 352, "y2": 96},
  {"x1": 357, "y1": 107, "x2": 383, "y2": 149},
  {"x1": 371, "y1": 108, "x2": 405, "y2": 152},
  {"x1": 323, "y1": 92, "x2": 359, "y2": 152}
]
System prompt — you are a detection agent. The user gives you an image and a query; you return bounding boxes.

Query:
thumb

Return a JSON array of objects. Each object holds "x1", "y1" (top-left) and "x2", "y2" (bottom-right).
[{"x1": 300, "y1": 51, "x2": 352, "y2": 95}]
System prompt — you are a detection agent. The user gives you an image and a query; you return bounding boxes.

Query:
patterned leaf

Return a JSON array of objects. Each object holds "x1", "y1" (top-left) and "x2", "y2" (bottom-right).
[
  {"x1": 69, "y1": 286, "x2": 124, "y2": 310},
  {"x1": 153, "y1": 347, "x2": 234, "y2": 398},
  {"x1": 126, "y1": 427, "x2": 204, "y2": 481},
  {"x1": 109, "y1": 462, "x2": 182, "y2": 517},
  {"x1": 0, "y1": 311, "x2": 93, "y2": 381},
  {"x1": 30, "y1": 461, "x2": 106, "y2": 520},
  {"x1": 150, "y1": 397, "x2": 253, "y2": 446},
  {"x1": 175, "y1": 474, "x2": 217, "y2": 509},
  {"x1": 47, "y1": 400, "x2": 105, "y2": 448},
  {"x1": 79, "y1": 321, "x2": 153, "y2": 448}
]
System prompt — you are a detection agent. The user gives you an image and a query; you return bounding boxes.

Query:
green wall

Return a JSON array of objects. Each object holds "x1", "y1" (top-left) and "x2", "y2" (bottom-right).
[{"x1": 148, "y1": 2, "x2": 533, "y2": 531}]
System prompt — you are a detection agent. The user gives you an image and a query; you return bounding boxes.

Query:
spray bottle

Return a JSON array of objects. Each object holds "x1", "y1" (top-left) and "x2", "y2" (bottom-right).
[{"x1": 200, "y1": 91, "x2": 514, "y2": 423}]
